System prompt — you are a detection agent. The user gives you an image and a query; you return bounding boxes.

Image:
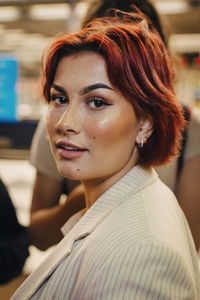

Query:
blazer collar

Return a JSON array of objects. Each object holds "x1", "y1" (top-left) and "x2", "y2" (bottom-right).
[
  {"x1": 12, "y1": 165, "x2": 157, "y2": 299},
  {"x1": 72, "y1": 165, "x2": 158, "y2": 236}
]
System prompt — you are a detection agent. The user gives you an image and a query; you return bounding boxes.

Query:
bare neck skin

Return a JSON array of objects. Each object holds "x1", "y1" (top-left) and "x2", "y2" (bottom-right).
[{"x1": 82, "y1": 147, "x2": 139, "y2": 209}]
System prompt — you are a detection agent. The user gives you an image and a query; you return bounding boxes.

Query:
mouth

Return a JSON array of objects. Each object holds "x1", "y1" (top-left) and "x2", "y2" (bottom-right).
[
  {"x1": 56, "y1": 143, "x2": 87, "y2": 152},
  {"x1": 55, "y1": 142, "x2": 88, "y2": 159}
]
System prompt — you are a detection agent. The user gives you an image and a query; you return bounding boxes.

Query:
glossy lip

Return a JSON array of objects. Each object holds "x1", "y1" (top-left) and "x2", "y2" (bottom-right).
[{"x1": 56, "y1": 141, "x2": 88, "y2": 159}]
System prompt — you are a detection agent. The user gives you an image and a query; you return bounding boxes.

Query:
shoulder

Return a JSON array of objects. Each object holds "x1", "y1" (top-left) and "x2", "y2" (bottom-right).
[
  {"x1": 30, "y1": 116, "x2": 63, "y2": 181},
  {"x1": 85, "y1": 240, "x2": 200, "y2": 299},
  {"x1": 95, "y1": 177, "x2": 196, "y2": 261},
  {"x1": 90, "y1": 178, "x2": 187, "y2": 254},
  {"x1": 30, "y1": 116, "x2": 50, "y2": 164}
]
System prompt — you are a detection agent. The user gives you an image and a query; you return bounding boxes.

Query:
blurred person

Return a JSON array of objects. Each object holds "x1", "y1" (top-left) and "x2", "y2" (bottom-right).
[
  {"x1": 11, "y1": 10, "x2": 200, "y2": 299},
  {"x1": 0, "y1": 179, "x2": 29, "y2": 284},
  {"x1": 29, "y1": 0, "x2": 200, "y2": 251}
]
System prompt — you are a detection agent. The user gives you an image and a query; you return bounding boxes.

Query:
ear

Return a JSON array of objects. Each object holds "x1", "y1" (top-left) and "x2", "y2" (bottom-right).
[{"x1": 136, "y1": 117, "x2": 154, "y2": 147}]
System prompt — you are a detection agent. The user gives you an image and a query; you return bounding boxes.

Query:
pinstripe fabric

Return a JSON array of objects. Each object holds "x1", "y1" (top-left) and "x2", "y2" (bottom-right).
[{"x1": 11, "y1": 165, "x2": 200, "y2": 299}]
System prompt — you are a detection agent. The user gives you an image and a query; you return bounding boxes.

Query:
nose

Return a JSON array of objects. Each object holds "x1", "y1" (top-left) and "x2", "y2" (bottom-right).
[{"x1": 55, "y1": 104, "x2": 80, "y2": 135}]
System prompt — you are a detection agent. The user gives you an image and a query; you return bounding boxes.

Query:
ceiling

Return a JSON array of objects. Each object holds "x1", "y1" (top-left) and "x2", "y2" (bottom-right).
[
  {"x1": 0, "y1": 0, "x2": 199, "y2": 75},
  {"x1": 0, "y1": 0, "x2": 200, "y2": 34}
]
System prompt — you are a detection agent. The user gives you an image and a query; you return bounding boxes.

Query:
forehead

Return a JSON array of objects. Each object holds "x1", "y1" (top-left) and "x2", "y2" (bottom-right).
[{"x1": 54, "y1": 51, "x2": 110, "y2": 85}]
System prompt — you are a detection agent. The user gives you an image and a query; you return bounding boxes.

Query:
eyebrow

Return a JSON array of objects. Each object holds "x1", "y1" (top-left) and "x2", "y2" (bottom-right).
[
  {"x1": 80, "y1": 83, "x2": 113, "y2": 95},
  {"x1": 50, "y1": 84, "x2": 67, "y2": 95},
  {"x1": 50, "y1": 83, "x2": 113, "y2": 96}
]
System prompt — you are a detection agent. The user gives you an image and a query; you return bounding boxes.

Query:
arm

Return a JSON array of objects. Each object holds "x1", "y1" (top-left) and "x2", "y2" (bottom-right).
[
  {"x1": 30, "y1": 171, "x2": 63, "y2": 212},
  {"x1": 28, "y1": 172, "x2": 85, "y2": 250},
  {"x1": 176, "y1": 155, "x2": 200, "y2": 251}
]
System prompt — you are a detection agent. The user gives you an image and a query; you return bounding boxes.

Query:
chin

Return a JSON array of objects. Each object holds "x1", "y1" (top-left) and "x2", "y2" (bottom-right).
[{"x1": 57, "y1": 164, "x2": 82, "y2": 181}]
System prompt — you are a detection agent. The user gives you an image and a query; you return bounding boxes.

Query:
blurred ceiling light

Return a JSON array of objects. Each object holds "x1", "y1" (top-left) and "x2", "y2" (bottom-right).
[
  {"x1": 155, "y1": 0, "x2": 189, "y2": 14},
  {"x1": 169, "y1": 33, "x2": 200, "y2": 53},
  {"x1": 75, "y1": 2, "x2": 90, "y2": 18},
  {"x1": 30, "y1": 4, "x2": 71, "y2": 20},
  {"x1": 0, "y1": 6, "x2": 19, "y2": 21}
]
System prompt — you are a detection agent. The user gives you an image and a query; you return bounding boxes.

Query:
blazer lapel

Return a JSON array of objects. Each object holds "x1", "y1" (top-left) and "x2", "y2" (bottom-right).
[{"x1": 11, "y1": 226, "x2": 90, "y2": 299}]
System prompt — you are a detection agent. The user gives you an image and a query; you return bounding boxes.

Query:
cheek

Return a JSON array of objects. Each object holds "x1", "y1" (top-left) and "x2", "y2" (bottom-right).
[
  {"x1": 46, "y1": 112, "x2": 58, "y2": 147},
  {"x1": 84, "y1": 117, "x2": 117, "y2": 142},
  {"x1": 85, "y1": 112, "x2": 137, "y2": 144},
  {"x1": 46, "y1": 107, "x2": 60, "y2": 135}
]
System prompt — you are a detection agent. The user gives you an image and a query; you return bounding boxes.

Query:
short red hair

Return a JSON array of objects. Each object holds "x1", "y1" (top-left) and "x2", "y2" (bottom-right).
[{"x1": 41, "y1": 10, "x2": 186, "y2": 167}]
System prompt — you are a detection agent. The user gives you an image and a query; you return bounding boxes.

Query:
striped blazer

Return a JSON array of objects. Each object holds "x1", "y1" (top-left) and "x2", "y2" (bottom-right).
[{"x1": 11, "y1": 165, "x2": 200, "y2": 299}]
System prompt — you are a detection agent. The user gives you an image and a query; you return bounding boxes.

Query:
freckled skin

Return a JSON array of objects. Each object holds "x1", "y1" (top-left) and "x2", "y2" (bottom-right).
[{"x1": 46, "y1": 52, "x2": 142, "y2": 187}]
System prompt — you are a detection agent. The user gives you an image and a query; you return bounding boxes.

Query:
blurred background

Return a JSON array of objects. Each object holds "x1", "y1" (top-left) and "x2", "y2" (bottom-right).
[
  {"x1": 0, "y1": 0, "x2": 200, "y2": 154},
  {"x1": 0, "y1": 0, "x2": 199, "y2": 297}
]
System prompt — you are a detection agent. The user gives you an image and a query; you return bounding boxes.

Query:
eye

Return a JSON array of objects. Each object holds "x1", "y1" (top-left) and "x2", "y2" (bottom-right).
[
  {"x1": 50, "y1": 94, "x2": 68, "y2": 105},
  {"x1": 88, "y1": 96, "x2": 112, "y2": 110}
]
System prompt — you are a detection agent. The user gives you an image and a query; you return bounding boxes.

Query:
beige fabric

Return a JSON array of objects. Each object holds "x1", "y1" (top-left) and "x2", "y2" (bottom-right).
[
  {"x1": 30, "y1": 114, "x2": 62, "y2": 182},
  {"x1": 61, "y1": 209, "x2": 85, "y2": 236},
  {"x1": 11, "y1": 165, "x2": 200, "y2": 300}
]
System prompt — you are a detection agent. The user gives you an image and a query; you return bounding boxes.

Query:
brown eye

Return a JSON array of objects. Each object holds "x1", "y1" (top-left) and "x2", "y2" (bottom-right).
[
  {"x1": 50, "y1": 95, "x2": 69, "y2": 105},
  {"x1": 93, "y1": 99, "x2": 105, "y2": 108},
  {"x1": 88, "y1": 97, "x2": 111, "y2": 110}
]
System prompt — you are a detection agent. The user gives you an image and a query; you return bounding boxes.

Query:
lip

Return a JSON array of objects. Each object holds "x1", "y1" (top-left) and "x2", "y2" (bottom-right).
[{"x1": 56, "y1": 141, "x2": 88, "y2": 159}]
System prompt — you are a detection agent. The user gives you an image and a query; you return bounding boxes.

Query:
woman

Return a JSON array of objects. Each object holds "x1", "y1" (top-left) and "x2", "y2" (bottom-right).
[
  {"x1": 12, "y1": 10, "x2": 200, "y2": 299},
  {"x1": 29, "y1": 0, "x2": 200, "y2": 252}
]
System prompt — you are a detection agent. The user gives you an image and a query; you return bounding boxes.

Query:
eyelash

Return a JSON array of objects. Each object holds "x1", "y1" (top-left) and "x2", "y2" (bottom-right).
[
  {"x1": 87, "y1": 96, "x2": 111, "y2": 110},
  {"x1": 49, "y1": 94, "x2": 112, "y2": 110},
  {"x1": 50, "y1": 94, "x2": 68, "y2": 104}
]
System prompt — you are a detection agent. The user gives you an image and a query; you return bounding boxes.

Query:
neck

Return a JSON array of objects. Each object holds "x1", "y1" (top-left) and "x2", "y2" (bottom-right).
[
  {"x1": 82, "y1": 154, "x2": 139, "y2": 209},
  {"x1": 82, "y1": 177, "x2": 114, "y2": 208}
]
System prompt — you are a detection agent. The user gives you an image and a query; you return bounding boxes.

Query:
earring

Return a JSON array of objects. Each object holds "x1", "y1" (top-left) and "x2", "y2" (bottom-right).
[{"x1": 139, "y1": 137, "x2": 144, "y2": 148}]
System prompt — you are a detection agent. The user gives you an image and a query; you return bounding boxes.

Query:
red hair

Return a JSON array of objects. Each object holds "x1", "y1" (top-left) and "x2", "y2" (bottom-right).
[{"x1": 41, "y1": 10, "x2": 186, "y2": 167}]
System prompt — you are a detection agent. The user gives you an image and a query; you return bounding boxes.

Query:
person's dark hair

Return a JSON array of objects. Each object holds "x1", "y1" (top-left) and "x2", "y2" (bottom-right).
[
  {"x1": 41, "y1": 10, "x2": 185, "y2": 167},
  {"x1": 82, "y1": 0, "x2": 166, "y2": 44}
]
